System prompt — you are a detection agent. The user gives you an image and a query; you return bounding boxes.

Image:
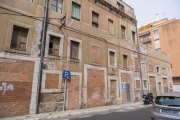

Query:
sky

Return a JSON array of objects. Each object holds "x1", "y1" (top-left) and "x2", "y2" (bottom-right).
[{"x1": 124, "y1": 0, "x2": 180, "y2": 28}]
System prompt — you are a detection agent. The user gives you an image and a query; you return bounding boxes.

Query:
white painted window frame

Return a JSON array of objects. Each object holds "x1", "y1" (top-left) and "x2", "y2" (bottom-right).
[
  {"x1": 108, "y1": 76, "x2": 120, "y2": 100},
  {"x1": 41, "y1": 69, "x2": 62, "y2": 93},
  {"x1": 45, "y1": 31, "x2": 64, "y2": 59}
]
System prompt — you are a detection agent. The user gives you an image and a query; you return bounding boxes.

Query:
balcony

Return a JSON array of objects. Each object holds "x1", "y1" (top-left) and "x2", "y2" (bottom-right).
[{"x1": 142, "y1": 38, "x2": 151, "y2": 44}]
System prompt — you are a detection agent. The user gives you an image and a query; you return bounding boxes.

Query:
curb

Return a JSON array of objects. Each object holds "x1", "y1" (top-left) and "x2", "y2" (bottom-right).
[{"x1": 10, "y1": 102, "x2": 144, "y2": 120}]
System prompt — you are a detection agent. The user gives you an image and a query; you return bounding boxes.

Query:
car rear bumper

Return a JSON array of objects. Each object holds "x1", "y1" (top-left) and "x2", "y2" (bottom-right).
[{"x1": 151, "y1": 110, "x2": 180, "y2": 120}]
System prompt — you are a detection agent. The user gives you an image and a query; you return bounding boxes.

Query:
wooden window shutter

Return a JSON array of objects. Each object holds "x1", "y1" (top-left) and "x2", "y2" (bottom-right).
[
  {"x1": 92, "y1": 12, "x2": 98, "y2": 24},
  {"x1": 123, "y1": 55, "x2": 127, "y2": 68},
  {"x1": 11, "y1": 25, "x2": 28, "y2": 50},
  {"x1": 71, "y1": 2, "x2": 81, "y2": 20},
  {"x1": 71, "y1": 41, "x2": 79, "y2": 59},
  {"x1": 49, "y1": 35, "x2": 60, "y2": 56}
]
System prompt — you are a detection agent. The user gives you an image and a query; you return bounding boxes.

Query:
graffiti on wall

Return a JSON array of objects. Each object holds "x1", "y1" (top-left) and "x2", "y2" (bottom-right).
[{"x1": 0, "y1": 82, "x2": 14, "y2": 95}]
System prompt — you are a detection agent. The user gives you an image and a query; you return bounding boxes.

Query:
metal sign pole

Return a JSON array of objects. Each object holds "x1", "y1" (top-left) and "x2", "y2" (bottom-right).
[{"x1": 63, "y1": 79, "x2": 67, "y2": 111}]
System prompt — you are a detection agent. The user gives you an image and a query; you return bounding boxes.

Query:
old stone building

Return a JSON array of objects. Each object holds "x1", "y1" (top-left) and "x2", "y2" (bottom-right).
[
  {"x1": 138, "y1": 15, "x2": 180, "y2": 92},
  {"x1": 0, "y1": 0, "x2": 173, "y2": 118}
]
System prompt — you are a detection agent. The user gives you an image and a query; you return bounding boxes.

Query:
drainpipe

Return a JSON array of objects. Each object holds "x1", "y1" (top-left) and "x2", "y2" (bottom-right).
[
  {"x1": 135, "y1": 18, "x2": 144, "y2": 96},
  {"x1": 35, "y1": 0, "x2": 49, "y2": 114}
]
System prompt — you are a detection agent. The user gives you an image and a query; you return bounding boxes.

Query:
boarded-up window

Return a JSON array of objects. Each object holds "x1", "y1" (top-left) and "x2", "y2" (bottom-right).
[
  {"x1": 70, "y1": 41, "x2": 79, "y2": 59},
  {"x1": 163, "y1": 78, "x2": 167, "y2": 84},
  {"x1": 121, "y1": 26, "x2": 126, "y2": 39},
  {"x1": 149, "y1": 65, "x2": 153, "y2": 71},
  {"x1": 110, "y1": 51, "x2": 115, "y2": 66},
  {"x1": 108, "y1": 19, "x2": 113, "y2": 34},
  {"x1": 49, "y1": 35, "x2": 60, "y2": 56},
  {"x1": 71, "y1": 2, "x2": 81, "y2": 20},
  {"x1": 92, "y1": 12, "x2": 99, "y2": 28},
  {"x1": 136, "y1": 80, "x2": 140, "y2": 89},
  {"x1": 123, "y1": 55, "x2": 127, "y2": 68},
  {"x1": 110, "y1": 80, "x2": 117, "y2": 92},
  {"x1": 144, "y1": 81, "x2": 147, "y2": 89},
  {"x1": 51, "y1": 0, "x2": 63, "y2": 14},
  {"x1": 132, "y1": 31, "x2": 135, "y2": 43},
  {"x1": 117, "y1": 2, "x2": 124, "y2": 12},
  {"x1": 10, "y1": 25, "x2": 28, "y2": 51}
]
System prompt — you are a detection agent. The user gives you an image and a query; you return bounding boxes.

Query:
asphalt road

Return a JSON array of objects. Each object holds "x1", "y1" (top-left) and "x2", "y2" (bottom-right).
[{"x1": 48, "y1": 104, "x2": 152, "y2": 120}]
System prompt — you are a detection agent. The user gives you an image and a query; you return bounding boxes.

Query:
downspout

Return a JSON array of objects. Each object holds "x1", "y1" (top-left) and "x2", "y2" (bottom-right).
[
  {"x1": 135, "y1": 18, "x2": 144, "y2": 96},
  {"x1": 35, "y1": 0, "x2": 49, "y2": 114}
]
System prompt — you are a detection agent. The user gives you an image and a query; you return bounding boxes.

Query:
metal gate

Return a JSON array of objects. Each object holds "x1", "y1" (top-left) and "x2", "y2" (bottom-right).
[{"x1": 126, "y1": 84, "x2": 131, "y2": 103}]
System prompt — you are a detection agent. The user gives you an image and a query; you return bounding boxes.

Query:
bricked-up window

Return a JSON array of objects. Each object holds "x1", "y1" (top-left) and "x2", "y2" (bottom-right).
[
  {"x1": 71, "y1": 2, "x2": 81, "y2": 21},
  {"x1": 70, "y1": 41, "x2": 79, "y2": 59},
  {"x1": 117, "y1": 2, "x2": 124, "y2": 12},
  {"x1": 162, "y1": 68, "x2": 165, "y2": 74},
  {"x1": 132, "y1": 31, "x2": 135, "y2": 43},
  {"x1": 123, "y1": 55, "x2": 128, "y2": 68},
  {"x1": 10, "y1": 25, "x2": 28, "y2": 51},
  {"x1": 156, "y1": 66, "x2": 160, "y2": 74},
  {"x1": 51, "y1": 0, "x2": 63, "y2": 14},
  {"x1": 49, "y1": 35, "x2": 60, "y2": 56},
  {"x1": 136, "y1": 80, "x2": 140, "y2": 89},
  {"x1": 149, "y1": 65, "x2": 153, "y2": 71},
  {"x1": 27, "y1": 0, "x2": 33, "y2": 2},
  {"x1": 92, "y1": 12, "x2": 99, "y2": 28},
  {"x1": 144, "y1": 81, "x2": 147, "y2": 89},
  {"x1": 108, "y1": 19, "x2": 113, "y2": 34},
  {"x1": 110, "y1": 51, "x2": 115, "y2": 66},
  {"x1": 121, "y1": 26, "x2": 126, "y2": 39}
]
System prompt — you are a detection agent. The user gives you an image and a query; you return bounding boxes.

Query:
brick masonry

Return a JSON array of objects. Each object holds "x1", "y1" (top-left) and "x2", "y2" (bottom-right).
[
  {"x1": 149, "y1": 65, "x2": 153, "y2": 71},
  {"x1": 87, "y1": 69, "x2": 105, "y2": 108},
  {"x1": 92, "y1": 47, "x2": 100, "y2": 64},
  {"x1": 136, "y1": 80, "x2": 140, "y2": 89},
  {"x1": 45, "y1": 73, "x2": 59, "y2": 89},
  {"x1": 0, "y1": 58, "x2": 34, "y2": 118},
  {"x1": 121, "y1": 73, "x2": 133, "y2": 103},
  {"x1": 68, "y1": 76, "x2": 79, "y2": 110}
]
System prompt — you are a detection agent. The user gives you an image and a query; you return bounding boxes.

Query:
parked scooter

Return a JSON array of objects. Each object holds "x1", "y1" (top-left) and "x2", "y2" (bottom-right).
[{"x1": 142, "y1": 93, "x2": 153, "y2": 104}]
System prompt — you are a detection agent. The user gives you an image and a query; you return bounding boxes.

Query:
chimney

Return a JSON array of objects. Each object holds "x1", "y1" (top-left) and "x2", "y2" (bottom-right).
[{"x1": 156, "y1": 14, "x2": 160, "y2": 21}]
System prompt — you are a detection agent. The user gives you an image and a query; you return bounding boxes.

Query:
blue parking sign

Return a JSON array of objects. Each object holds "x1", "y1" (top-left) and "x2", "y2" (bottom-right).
[{"x1": 63, "y1": 70, "x2": 70, "y2": 79}]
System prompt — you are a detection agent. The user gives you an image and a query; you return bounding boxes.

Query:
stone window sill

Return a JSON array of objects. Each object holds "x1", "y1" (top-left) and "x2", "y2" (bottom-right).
[{"x1": 5, "y1": 48, "x2": 29, "y2": 55}]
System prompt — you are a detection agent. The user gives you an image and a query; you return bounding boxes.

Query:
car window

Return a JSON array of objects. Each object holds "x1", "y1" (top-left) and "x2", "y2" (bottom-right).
[{"x1": 155, "y1": 96, "x2": 180, "y2": 106}]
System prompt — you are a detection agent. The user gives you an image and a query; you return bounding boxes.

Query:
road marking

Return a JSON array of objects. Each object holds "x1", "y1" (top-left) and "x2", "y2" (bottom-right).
[
  {"x1": 61, "y1": 119, "x2": 69, "y2": 120},
  {"x1": 100, "y1": 112, "x2": 109, "y2": 115},
  {"x1": 79, "y1": 115, "x2": 92, "y2": 118},
  {"x1": 138, "y1": 106, "x2": 145, "y2": 107},
  {"x1": 115, "y1": 110, "x2": 124, "y2": 112},
  {"x1": 126, "y1": 107, "x2": 135, "y2": 109}
]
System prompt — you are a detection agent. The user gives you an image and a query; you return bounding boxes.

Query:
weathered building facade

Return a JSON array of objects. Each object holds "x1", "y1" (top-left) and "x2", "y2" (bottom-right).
[
  {"x1": 0, "y1": 0, "x2": 173, "y2": 118},
  {"x1": 138, "y1": 15, "x2": 180, "y2": 92}
]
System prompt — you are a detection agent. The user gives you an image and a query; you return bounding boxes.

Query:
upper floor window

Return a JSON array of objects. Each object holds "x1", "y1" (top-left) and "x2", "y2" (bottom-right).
[
  {"x1": 110, "y1": 51, "x2": 115, "y2": 66},
  {"x1": 70, "y1": 41, "x2": 79, "y2": 59},
  {"x1": 156, "y1": 66, "x2": 160, "y2": 74},
  {"x1": 123, "y1": 55, "x2": 128, "y2": 68},
  {"x1": 27, "y1": 0, "x2": 33, "y2": 2},
  {"x1": 71, "y1": 2, "x2": 81, "y2": 21},
  {"x1": 153, "y1": 30, "x2": 158, "y2": 34},
  {"x1": 51, "y1": 0, "x2": 63, "y2": 14},
  {"x1": 108, "y1": 19, "x2": 113, "y2": 34},
  {"x1": 49, "y1": 35, "x2": 60, "y2": 56},
  {"x1": 92, "y1": 12, "x2": 99, "y2": 28},
  {"x1": 10, "y1": 25, "x2": 29, "y2": 51},
  {"x1": 117, "y1": 2, "x2": 124, "y2": 12},
  {"x1": 132, "y1": 31, "x2": 135, "y2": 43},
  {"x1": 121, "y1": 26, "x2": 126, "y2": 39}
]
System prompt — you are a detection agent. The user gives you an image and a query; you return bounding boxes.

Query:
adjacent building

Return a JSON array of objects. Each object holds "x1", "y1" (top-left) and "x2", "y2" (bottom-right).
[
  {"x1": 0, "y1": 0, "x2": 173, "y2": 118},
  {"x1": 138, "y1": 15, "x2": 180, "y2": 92}
]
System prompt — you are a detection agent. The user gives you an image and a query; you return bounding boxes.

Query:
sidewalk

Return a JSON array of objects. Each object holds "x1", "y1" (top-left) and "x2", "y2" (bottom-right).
[{"x1": 2, "y1": 102, "x2": 143, "y2": 120}]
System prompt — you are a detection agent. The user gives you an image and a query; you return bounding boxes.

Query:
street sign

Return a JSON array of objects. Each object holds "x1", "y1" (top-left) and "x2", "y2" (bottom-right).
[
  {"x1": 122, "y1": 82, "x2": 126, "y2": 91},
  {"x1": 63, "y1": 70, "x2": 70, "y2": 79}
]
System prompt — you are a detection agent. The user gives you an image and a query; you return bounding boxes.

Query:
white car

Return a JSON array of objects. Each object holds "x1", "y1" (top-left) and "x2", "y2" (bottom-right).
[{"x1": 151, "y1": 93, "x2": 180, "y2": 120}]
